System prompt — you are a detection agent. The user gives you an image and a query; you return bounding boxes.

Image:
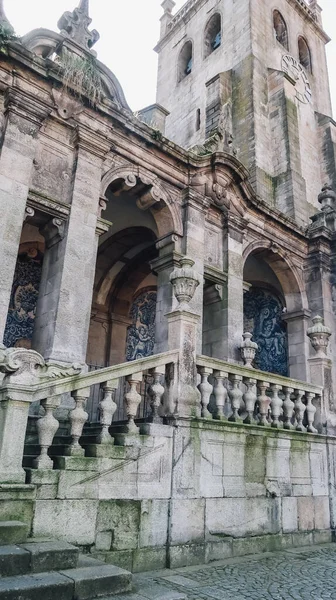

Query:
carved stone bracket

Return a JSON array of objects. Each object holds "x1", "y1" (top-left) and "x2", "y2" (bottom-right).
[
  {"x1": 40, "y1": 217, "x2": 66, "y2": 249},
  {"x1": 0, "y1": 347, "x2": 45, "y2": 385}
]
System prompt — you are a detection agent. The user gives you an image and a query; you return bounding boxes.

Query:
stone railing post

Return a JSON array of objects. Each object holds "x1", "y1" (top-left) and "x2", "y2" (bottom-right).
[
  {"x1": 307, "y1": 315, "x2": 333, "y2": 432},
  {"x1": 0, "y1": 347, "x2": 45, "y2": 482},
  {"x1": 166, "y1": 257, "x2": 202, "y2": 418}
]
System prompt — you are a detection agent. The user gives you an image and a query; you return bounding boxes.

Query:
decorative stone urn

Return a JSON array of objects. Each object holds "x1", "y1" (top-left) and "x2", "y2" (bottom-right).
[
  {"x1": 318, "y1": 185, "x2": 336, "y2": 211},
  {"x1": 240, "y1": 332, "x2": 258, "y2": 368},
  {"x1": 307, "y1": 315, "x2": 331, "y2": 358},
  {"x1": 170, "y1": 257, "x2": 202, "y2": 311}
]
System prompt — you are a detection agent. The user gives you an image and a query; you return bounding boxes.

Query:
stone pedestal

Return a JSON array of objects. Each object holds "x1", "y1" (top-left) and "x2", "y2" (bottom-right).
[
  {"x1": 166, "y1": 309, "x2": 201, "y2": 418},
  {"x1": 33, "y1": 126, "x2": 110, "y2": 364},
  {"x1": 0, "y1": 89, "x2": 51, "y2": 343},
  {"x1": 308, "y1": 356, "x2": 334, "y2": 433}
]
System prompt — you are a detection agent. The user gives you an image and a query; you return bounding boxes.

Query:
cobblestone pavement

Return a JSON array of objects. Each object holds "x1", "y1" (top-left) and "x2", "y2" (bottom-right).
[{"x1": 112, "y1": 544, "x2": 336, "y2": 600}]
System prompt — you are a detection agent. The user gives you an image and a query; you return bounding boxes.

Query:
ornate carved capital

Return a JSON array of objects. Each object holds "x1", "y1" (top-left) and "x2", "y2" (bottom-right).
[
  {"x1": 39, "y1": 218, "x2": 66, "y2": 249},
  {"x1": 5, "y1": 89, "x2": 52, "y2": 131}
]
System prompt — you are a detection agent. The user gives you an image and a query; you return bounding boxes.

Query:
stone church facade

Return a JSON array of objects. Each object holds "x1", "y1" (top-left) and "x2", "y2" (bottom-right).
[{"x1": 0, "y1": 0, "x2": 336, "y2": 584}]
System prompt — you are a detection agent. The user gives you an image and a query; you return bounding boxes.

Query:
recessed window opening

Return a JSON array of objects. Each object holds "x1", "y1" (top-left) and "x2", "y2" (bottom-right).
[
  {"x1": 177, "y1": 41, "x2": 193, "y2": 83},
  {"x1": 204, "y1": 13, "x2": 222, "y2": 58},
  {"x1": 273, "y1": 10, "x2": 289, "y2": 50},
  {"x1": 196, "y1": 108, "x2": 201, "y2": 131},
  {"x1": 298, "y1": 36, "x2": 312, "y2": 73}
]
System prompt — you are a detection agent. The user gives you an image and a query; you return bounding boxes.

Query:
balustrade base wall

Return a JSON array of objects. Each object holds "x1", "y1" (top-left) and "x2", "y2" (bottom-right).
[{"x1": 9, "y1": 419, "x2": 336, "y2": 572}]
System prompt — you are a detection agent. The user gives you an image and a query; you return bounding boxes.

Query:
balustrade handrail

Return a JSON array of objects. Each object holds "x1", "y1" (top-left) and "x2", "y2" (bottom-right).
[
  {"x1": 1, "y1": 350, "x2": 179, "y2": 402},
  {"x1": 196, "y1": 354, "x2": 322, "y2": 394}
]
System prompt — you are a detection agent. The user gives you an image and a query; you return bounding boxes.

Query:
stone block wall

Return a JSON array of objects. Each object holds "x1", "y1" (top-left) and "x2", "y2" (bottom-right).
[{"x1": 27, "y1": 421, "x2": 336, "y2": 572}]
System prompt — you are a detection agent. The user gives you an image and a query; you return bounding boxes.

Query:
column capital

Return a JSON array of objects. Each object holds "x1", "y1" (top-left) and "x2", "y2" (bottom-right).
[
  {"x1": 150, "y1": 251, "x2": 183, "y2": 274},
  {"x1": 5, "y1": 88, "x2": 52, "y2": 130},
  {"x1": 39, "y1": 217, "x2": 66, "y2": 249},
  {"x1": 71, "y1": 124, "x2": 111, "y2": 158}
]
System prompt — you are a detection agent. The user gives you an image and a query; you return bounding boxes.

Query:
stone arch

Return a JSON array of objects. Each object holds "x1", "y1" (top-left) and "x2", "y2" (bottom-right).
[
  {"x1": 273, "y1": 10, "x2": 289, "y2": 50},
  {"x1": 243, "y1": 240, "x2": 310, "y2": 380},
  {"x1": 243, "y1": 240, "x2": 307, "y2": 312},
  {"x1": 298, "y1": 36, "x2": 312, "y2": 73},
  {"x1": 101, "y1": 164, "x2": 183, "y2": 237},
  {"x1": 177, "y1": 40, "x2": 193, "y2": 83},
  {"x1": 204, "y1": 12, "x2": 222, "y2": 58}
]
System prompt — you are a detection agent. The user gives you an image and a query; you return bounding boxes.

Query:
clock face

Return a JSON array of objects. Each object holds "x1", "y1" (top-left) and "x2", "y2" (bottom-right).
[{"x1": 282, "y1": 54, "x2": 312, "y2": 104}]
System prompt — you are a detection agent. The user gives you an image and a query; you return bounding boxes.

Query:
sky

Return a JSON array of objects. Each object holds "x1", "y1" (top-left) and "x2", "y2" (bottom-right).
[{"x1": 5, "y1": 0, "x2": 336, "y2": 115}]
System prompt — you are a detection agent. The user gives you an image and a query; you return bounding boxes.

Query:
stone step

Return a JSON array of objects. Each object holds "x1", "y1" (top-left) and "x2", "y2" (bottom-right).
[
  {"x1": 0, "y1": 540, "x2": 79, "y2": 577},
  {"x1": 0, "y1": 572, "x2": 73, "y2": 600},
  {"x1": 0, "y1": 564, "x2": 132, "y2": 600},
  {"x1": 20, "y1": 540, "x2": 79, "y2": 573},
  {"x1": 60, "y1": 564, "x2": 132, "y2": 599},
  {"x1": 0, "y1": 521, "x2": 28, "y2": 545}
]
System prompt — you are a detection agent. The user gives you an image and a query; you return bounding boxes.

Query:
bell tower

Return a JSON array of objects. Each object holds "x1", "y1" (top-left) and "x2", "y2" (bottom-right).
[{"x1": 155, "y1": 0, "x2": 336, "y2": 226}]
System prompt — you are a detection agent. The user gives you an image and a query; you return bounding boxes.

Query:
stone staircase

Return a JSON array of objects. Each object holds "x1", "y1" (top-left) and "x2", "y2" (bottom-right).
[{"x1": 0, "y1": 521, "x2": 132, "y2": 599}]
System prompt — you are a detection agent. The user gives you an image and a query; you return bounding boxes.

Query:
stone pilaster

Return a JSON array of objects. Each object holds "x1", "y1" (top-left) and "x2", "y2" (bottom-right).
[
  {"x1": 282, "y1": 309, "x2": 311, "y2": 382},
  {"x1": 0, "y1": 89, "x2": 52, "y2": 343},
  {"x1": 181, "y1": 189, "x2": 207, "y2": 353},
  {"x1": 151, "y1": 234, "x2": 183, "y2": 354},
  {"x1": 33, "y1": 125, "x2": 110, "y2": 364}
]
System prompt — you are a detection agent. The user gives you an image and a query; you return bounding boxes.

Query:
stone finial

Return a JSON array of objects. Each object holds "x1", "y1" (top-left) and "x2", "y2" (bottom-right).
[
  {"x1": 240, "y1": 332, "x2": 258, "y2": 368},
  {"x1": 307, "y1": 315, "x2": 331, "y2": 358},
  {"x1": 0, "y1": 0, "x2": 14, "y2": 34},
  {"x1": 161, "y1": 0, "x2": 176, "y2": 14},
  {"x1": 57, "y1": 0, "x2": 100, "y2": 52},
  {"x1": 170, "y1": 257, "x2": 202, "y2": 311},
  {"x1": 318, "y1": 185, "x2": 336, "y2": 211}
]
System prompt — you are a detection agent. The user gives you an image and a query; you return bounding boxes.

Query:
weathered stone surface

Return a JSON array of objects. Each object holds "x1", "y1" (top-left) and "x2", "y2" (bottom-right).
[
  {"x1": 0, "y1": 521, "x2": 28, "y2": 545},
  {"x1": 205, "y1": 497, "x2": 281, "y2": 539},
  {"x1": 33, "y1": 500, "x2": 98, "y2": 545}
]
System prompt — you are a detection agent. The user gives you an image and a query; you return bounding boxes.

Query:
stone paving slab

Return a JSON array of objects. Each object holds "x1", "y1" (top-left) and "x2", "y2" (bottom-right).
[{"x1": 121, "y1": 543, "x2": 336, "y2": 600}]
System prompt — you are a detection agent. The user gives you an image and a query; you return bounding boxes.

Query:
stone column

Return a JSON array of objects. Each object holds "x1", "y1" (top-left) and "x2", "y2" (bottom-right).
[
  {"x1": 0, "y1": 89, "x2": 51, "y2": 343},
  {"x1": 213, "y1": 216, "x2": 245, "y2": 363},
  {"x1": 33, "y1": 126, "x2": 110, "y2": 365},
  {"x1": 151, "y1": 234, "x2": 183, "y2": 354},
  {"x1": 166, "y1": 257, "x2": 202, "y2": 418},
  {"x1": 181, "y1": 189, "x2": 206, "y2": 354}
]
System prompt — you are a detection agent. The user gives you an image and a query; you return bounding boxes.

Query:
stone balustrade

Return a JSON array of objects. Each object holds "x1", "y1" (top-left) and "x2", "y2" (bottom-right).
[
  {"x1": 0, "y1": 348, "x2": 178, "y2": 480},
  {"x1": 196, "y1": 355, "x2": 323, "y2": 432}
]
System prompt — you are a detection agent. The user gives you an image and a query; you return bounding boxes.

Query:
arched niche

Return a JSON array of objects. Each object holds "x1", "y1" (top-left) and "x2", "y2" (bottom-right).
[
  {"x1": 243, "y1": 244, "x2": 309, "y2": 380},
  {"x1": 177, "y1": 41, "x2": 193, "y2": 83},
  {"x1": 204, "y1": 13, "x2": 222, "y2": 59},
  {"x1": 298, "y1": 36, "x2": 312, "y2": 73},
  {"x1": 273, "y1": 10, "x2": 289, "y2": 50}
]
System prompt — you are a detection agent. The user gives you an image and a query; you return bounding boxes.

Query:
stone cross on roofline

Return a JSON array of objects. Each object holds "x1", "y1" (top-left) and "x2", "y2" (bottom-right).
[
  {"x1": 57, "y1": 0, "x2": 100, "y2": 54},
  {"x1": 0, "y1": 0, "x2": 14, "y2": 33}
]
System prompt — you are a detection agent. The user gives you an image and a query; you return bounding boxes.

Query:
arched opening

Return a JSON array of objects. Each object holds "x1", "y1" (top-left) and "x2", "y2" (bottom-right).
[
  {"x1": 243, "y1": 246, "x2": 308, "y2": 379},
  {"x1": 4, "y1": 224, "x2": 45, "y2": 349},
  {"x1": 177, "y1": 41, "x2": 193, "y2": 83},
  {"x1": 298, "y1": 36, "x2": 312, "y2": 73},
  {"x1": 273, "y1": 10, "x2": 289, "y2": 50},
  {"x1": 204, "y1": 13, "x2": 222, "y2": 59},
  {"x1": 244, "y1": 253, "x2": 288, "y2": 376}
]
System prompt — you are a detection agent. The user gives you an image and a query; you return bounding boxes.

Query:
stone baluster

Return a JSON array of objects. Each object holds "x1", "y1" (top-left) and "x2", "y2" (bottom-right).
[
  {"x1": 294, "y1": 389, "x2": 306, "y2": 432},
  {"x1": 34, "y1": 396, "x2": 61, "y2": 469},
  {"x1": 257, "y1": 381, "x2": 271, "y2": 426},
  {"x1": 270, "y1": 384, "x2": 283, "y2": 428},
  {"x1": 198, "y1": 367, "x2": 213, "y2": 419},
  {"x1": 68, "y1": 388, "x2": 90, "y2": 455},
  {"x1": 148, "y1": 366, "x2": 165, "y2": 423},
  {"x1": 243, "y1": 377, "x2": 257, "y2": 424},
  {"x1": 306, "y1": 392, "x2": 317, "y2": 433},
  {"x1": 98, "y1": 379, "x2": 119, "y2": 443},
  {"x1": 283, "y1": 386, "x2": 294, "y2": 430},
  {"x1": 228, "y1": 374, "x2": 243, "y2": 422},
  {"x1": 124, "y1": 373, "x2": 143, "y2": 433},
  {"x1": 213, "y1": 370, "x2": 228, "y2": 420}
]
